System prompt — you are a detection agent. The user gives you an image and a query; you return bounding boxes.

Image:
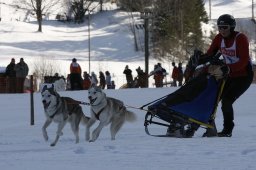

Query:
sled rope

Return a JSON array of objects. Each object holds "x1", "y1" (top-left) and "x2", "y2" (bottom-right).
[
  {"x1": 124, "y1": 104, "x2": 151, "y2": 112},
  {"x1": 139, "y1": 94, "x2": 169, "y2": 110},
  {"x1": 79, "y1": 101, "x2": 91, "y2": 106},
  {"x1": 67, "y1": 100, "x2": 91, "y2": 106}
]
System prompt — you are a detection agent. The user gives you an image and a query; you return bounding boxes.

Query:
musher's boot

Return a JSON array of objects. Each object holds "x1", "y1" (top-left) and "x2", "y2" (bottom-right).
[
  {"x1": 202, "y1": 120, "x2": 217, "y2": 137},
  {"x1": 184, "y1": 129, "x2": 195, "y2": 138},
  {"x1": 217, "y1": 122, "x2": 234, "y2": 137},
  {"x1": 217, "y1": 128, "x2": 233, "y2": 137}
]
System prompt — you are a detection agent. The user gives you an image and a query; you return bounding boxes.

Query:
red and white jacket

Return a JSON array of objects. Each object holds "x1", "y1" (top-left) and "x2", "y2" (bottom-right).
[
  {"x1": 70, "y1": 62, "x2": 81, "y2": 74},
  {"x1": 206, "y1": 31, "x2": 250, "y2": 77}
]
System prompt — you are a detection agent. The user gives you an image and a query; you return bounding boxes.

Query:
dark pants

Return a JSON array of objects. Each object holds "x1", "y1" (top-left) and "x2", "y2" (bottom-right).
[
  {"x1": 220, "y1": 70, "x2": 253, "y2": 131},
  {"x1": 6, "y1": 77, "x2": 16, "y2": 93},
  {"x1": 16, "y1": 77, "x2": 25, "y2": 93},
  {"x1": 70, "y1": 73, "x2": 82, "y2": 90}
]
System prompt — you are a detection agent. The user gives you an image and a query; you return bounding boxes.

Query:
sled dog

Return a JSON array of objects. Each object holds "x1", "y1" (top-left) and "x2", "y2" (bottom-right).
[
  {"x1": 86, "y1": 85, "x2": 136, "y2": 142},
  {"x1": 41, "y1": 85, "x2": 89, "y2": 146}
]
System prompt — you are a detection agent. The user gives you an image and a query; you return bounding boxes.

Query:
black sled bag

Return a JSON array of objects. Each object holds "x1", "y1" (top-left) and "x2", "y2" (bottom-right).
[{"x1": 147, "y1": 74, "x2": 223, "y2": 127}]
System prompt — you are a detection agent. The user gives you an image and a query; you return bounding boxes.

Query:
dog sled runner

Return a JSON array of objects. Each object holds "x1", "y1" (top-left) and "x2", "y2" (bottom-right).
[{"x1": 143, "y1": 50, "x2": 226, "y2": 138}]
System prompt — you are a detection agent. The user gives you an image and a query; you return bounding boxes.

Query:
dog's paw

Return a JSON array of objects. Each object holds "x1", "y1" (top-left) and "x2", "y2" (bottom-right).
[
  {"x1": 89, "y1": 139, "x2": 95, "y2": 142},
  {"x1": 50, "y1": 143, "x2": 56, "y2": 147}
]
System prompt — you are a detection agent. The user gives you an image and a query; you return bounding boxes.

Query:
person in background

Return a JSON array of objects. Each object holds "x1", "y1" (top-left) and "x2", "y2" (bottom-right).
[
  {"x1": 83, "y1": 71, "x2": 91, "y2": 90},
  {"x1": 177, "y1": 62, "x2": 184, "y2": 86},
  {"x1": 90, "y1": 71, "x2": 98, "y2": 86},
  {"x1": 14, "y1": 58, "x2": 29, "y2": 93},
  {"x1": 150, "y1": 63, "x2": 166, "y2": 88},
  {"x1": 111, "y1": 80, "x2": 116, "y2": 89},
  {"x1": 200, "y1": 14, "x2": 253, "y2": 137},
  {"x1": 99, "y1": 71, "x2": 106, "y2": 89},
  {"x1": 5, "y1": 58, "x2": 16, "y2": 93},
  {"x1": 70, "y1": 58, "x2": 82, "y2": 90},
  {"x1": 105, "y1": 71, "x2": 112, "y2": 89},
  {"x1": 171, "y1": 62, "x2": 179, "y2": 87},
  {"x1": 66, "y1": 74, "x2": 71, "y2": 90},
  {"x1": 136, "y1": 66, "x2": 148, "y2": 88},
  {"x1": 123, "y1": 65, "x2": 133, "y2": 88}
]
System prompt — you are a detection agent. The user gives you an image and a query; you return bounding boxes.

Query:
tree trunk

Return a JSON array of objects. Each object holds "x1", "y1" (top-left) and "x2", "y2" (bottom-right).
[
  {"x1": 36, "y1": 0, "x2": 42, "y2": 32},
  {"x1": 37, "y1": 18, "x2": 42, "y2": 32}
]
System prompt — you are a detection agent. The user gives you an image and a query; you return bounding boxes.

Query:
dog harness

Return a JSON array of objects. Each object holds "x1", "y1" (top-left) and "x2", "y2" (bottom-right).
[{"x1": 92, "y1": 108, "x2": 105, "y2": 120}]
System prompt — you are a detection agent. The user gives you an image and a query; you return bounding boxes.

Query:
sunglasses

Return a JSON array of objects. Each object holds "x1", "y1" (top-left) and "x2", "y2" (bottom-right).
[{"x1": 218, "y1": 25, "x2": 230, "y2": 30}]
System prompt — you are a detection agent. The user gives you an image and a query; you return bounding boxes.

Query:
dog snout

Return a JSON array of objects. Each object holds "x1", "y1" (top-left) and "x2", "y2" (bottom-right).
[
  {"x1": 88, "y1": 96, "x2": 92, "y2": 100},
  {"x1": 42, "y1": 100, "x2": 46, "y2": 103}
]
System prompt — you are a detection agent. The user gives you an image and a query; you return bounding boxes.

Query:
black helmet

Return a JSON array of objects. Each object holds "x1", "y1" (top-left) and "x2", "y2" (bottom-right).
[
  {"x1": 72, "y1": 58, "x2": 77, "y2": 62},
  {"x1": 217, "y1": 14, "x2": 236, "y2": 29}
]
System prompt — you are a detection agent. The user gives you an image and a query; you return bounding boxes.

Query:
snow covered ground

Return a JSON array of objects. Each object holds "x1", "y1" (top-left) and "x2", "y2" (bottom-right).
[{"x1": 0, "y1": 85, "x2": 256, "y2": 170}]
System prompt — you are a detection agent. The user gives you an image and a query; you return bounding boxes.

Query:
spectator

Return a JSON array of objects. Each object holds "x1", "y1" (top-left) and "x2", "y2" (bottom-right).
[
  {"x1": 90, "y1": 71, "x2": 98, "y2": 86},
  {"x1": 171, "y1": 62, "x2": 179, "y2": 87},
  {"x1": 123, "y1": 65, "x2": 133, "y2": 88},
  {"x1": 105, "y1": 71, "x2": 112, "y2": 89},
  {"x1": 99, "y1": 71, "x2": 106, "y2": 89},
  {"x1": 150, "y1": 63, "x2": 166, "y2": 88},
  {"x1": 136, "y1": 66, "x2": 148, "y2": 88},
  {"x1": 14, "y1": 58, "x2": 29, "y2": 93},
  {"x1": 178, "y1": 62, "x2": 184, "y2": 86},
  {"x1": 5, "y1": 58, "x2": 16, "y2": 93},
  {"x1": 66, "y1": 74, "x2": 71, "y2": 90},
  {"x1": 70, "y1": 58, "x2": 82, "y2": 90},
  {"x1": 83, "y1": 71, "x2": 91, "y2": 90},
  {"x1": 111, "y1": 81, "x2": 116, "y2": 89}
]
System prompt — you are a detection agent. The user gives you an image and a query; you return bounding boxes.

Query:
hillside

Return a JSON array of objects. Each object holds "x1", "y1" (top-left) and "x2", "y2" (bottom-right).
[{"x1": 0, "y1": 0, "x2": 255, "y2": 88}]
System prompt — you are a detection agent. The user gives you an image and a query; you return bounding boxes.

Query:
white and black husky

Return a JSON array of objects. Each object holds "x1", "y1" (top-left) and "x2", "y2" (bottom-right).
[
  {"x1": 86, "y1": 85, "x2": 136, "y2": 142},
  {"x1": 41, "y1": 85, "x2": 89, "y2": 146}
]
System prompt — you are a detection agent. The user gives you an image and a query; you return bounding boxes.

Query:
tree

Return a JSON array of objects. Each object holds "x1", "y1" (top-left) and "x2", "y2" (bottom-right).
[
  {"x1": 151, "y1": 0, "x2": 208, "y2": 61},
  {"x1": 32, "y1": 56, "x2": 61, "y2": 85},
  {"x1": 70, "y1": 0, "x2": 99, "y2": 23},
  {"x1": 14, "y1": 0, "x2": 61, "y2": 32}
]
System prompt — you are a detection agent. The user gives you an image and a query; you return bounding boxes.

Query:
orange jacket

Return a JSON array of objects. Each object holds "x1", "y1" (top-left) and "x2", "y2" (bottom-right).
[{"x1": 70, "y1": 62, "x2": 81, "y2": 74}]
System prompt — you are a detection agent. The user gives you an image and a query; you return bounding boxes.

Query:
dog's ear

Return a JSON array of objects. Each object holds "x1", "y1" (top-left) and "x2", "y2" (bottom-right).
[
  {"x1": 90, "y1": 84, "x2": 95, "y2": 88},
  {"x1": 95, "y1": 86, "x2": 102, "y2": 92}
]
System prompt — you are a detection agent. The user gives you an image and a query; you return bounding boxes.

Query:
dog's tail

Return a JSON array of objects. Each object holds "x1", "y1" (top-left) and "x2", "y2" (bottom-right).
[
  {"x1": 125, "y1": 110, "x2": 137, "y2": 122},
  {"x1": 81, "y1": 114, "x2": 90, "y2": 125}
]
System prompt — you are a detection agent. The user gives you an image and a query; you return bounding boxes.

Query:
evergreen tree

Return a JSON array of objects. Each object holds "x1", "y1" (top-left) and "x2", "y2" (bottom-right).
[{"x1": 151, "y1": 0, "x2": 208, "y2": 61}]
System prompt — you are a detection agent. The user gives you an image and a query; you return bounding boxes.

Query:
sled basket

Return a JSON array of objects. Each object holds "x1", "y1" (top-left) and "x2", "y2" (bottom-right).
[{"x1": 144, "y1": 74, "x2": 225, "y2": 137}]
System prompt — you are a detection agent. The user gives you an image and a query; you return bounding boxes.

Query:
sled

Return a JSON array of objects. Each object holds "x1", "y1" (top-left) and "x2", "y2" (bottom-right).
[{"x1": 143, "y1": 50, "x2": 226, "y2": 137}]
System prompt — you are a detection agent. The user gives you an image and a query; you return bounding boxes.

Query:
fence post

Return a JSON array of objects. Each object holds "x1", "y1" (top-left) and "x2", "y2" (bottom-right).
[{"x1": 30, "y1": 75, "x2": 34, "y2": 125}]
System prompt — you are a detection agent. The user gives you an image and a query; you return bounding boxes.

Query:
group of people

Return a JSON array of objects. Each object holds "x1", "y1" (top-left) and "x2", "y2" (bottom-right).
[
  {"x1": 123, "y1": 65, "x2": 147, "y2": 88},
  {"x1": 123, "y1": 65, "x2": 148, "y2": 88},
  {"x1": 171, "y1": 62, "x2": 184, "y2": 87},
  {"x1": 5, "y1": 58, "x2": 29, "y2": 93},
  {"x1": 123, "y1": 63, "x2": 183, "y2": 88},
  {"x1": 68, "y1": 58, "x2": 115, "y2": 91}
]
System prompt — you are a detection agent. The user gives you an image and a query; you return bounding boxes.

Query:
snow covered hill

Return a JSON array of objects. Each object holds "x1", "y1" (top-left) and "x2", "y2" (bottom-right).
[{"x1": 0, "y1": 0, "x2": 255, "y2": 88}]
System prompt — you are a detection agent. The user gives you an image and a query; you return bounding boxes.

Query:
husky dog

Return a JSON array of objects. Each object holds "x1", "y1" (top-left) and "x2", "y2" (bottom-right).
[
  {"x1": 41, "y1": 85, "x2": 89, "y2": 146},
  {"x1": 86, "y1": 85, "x2": 136, "y2": 142}
]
